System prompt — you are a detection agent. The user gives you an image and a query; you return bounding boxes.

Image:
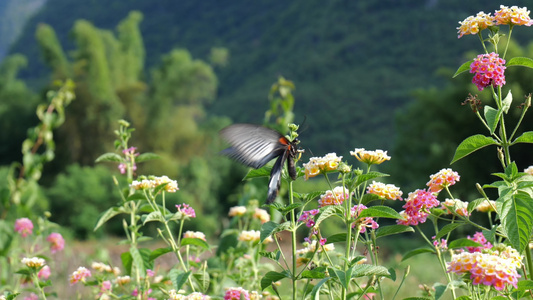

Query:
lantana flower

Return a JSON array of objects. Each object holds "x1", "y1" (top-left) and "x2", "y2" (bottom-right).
[
  {"x1": 224, "y1": 287, "x2": 250, "y2": 300},
  {"x1": 116, "y1": 275, "x2": 131, "y2": 285},
  {"x1": 183, "y1": 231, "x2": 206, "y2": 241},
  {"x1": 92, "y1": 261, "x2": 120, "y2": 275},
  {"x1": 303, "y1": 153, "x2": 343, "y2": 179},
  {"x1": 228, "y1": 206, "x2": 246, "y2": 217},
  {"x1": 447, "y1": 245, "x2": 523, "y2": 291},
  {"x1": 38, "y1": 265, "x2": 51, "y2": 280},
  {"x1": 253, "y1": 208, "x2": 270, "y2": 223},
  {"x1": 69, "y1": 266, "x2": 91, "y2": 285},
  {"x1": 176, "y1": 204, "x2": 196, "y2": 219},
  {"x1": 318, "y1": 186, "x2": 350, "y2": 207},
  {"x1": 475, "y1": 200, "x2": 496, "y2": 213},
  {"x1": 298, "y1": 209, "x2": 320, "y2": 228},
  {"x1": 367, "y1": 181, "x2": 403, "y2": 200},
  {"x1": 494, "y1": 5, "x2": 533, "y2": 26},
  {"x1": 457, "y1": 12, "x2": 495, "y2": 38},
  {"x1": 524, "y1": 166, "x2": 533, "y2": 176},
  {"x1": 470, "y1": 52, "x2": 506, "y2": 91},
  {"x1": 466, "y1": 231, "x2": 493, "y2": 253},
  {"x1": 350, "y1": 148, "x2": 390, "y2": 165},
  {"x1": 131, "y1": 175, "x2": 179, "y2": 192},
  {"x1": 47, "y1": 232, "x2": 65, "y2": 253},
  {"x1": 397, "y1": 189, "x2": 440, "y2": 226},
  {"x1": 15, "y1": 218, "x2": 34, "y2": 237},
  {"x1": 427, "y1": 168, "x2": 460, "y2": 193},
  {"x1": 440, "y1": 199, "x2": 470, "y2": 217},
  {"x1": 351, "y1": 204, "x2": 379, "y2": 233},
  {"x1": 22, "y1": 257, "x2": 46, "y2": 269}
]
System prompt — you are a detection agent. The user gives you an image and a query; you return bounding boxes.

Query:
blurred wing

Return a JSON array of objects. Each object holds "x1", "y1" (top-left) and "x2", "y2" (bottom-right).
[
  {"x1": 266, "y1": 151, "x2": 288, "y2": 204},
  {"x1": 220, "y1": 124, "x2": 287, "y2": 169}
]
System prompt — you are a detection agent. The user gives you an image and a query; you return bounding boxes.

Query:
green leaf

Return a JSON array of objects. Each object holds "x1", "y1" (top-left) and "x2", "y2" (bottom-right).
[
  {"x1": 149, "y1": 247, "x2": 172, "y2": 261},
  {"x1": 434, "y1": 283, "x2": 447, "y2": 300},
  {"x1": 301, "y1": 268, "x2": 327, "y2": 279},
  {"x1": 351, "y1": 264, "x2": 390, "y2": 277},
  {"x1": 375, "y1": 225, "x2": 414, "y2": 238},
  {"x1": 517, "y1": 280, "x2": 533, "y2": 291},
  {"x1": 361, "y1": 193, "x2": 383, "y2": 205},
  {"x1": 181, "y1": 237, "x2": 210, "y2": 250},
  {"x1": 121, "y1": 251, "x2": 133, "y2": 275},
  {"x1": 193, "y1": 271, "x2": 210, "y2": 292},
  {"x1": 260, "y1": 271, "x2": 289, "y2": 290},
  {"x1": 453, "y1": 60, "x2": 473, "y2": 78},
  {"x1": 512, "y1": 131, "x2": 533, "y2": 144},
  {"x1": 244, "y1": 166, "x2": 271, "y2": 179},
  {"x1": 309, "y1": 277, "x2": 331, "y2": 299},
  {"x1": 401, "y1": 248, "x2": 435, "y2": 261},
  {"x1": 326, "y1": 233, "x2": 347, "y2": 243},
  {"x1": 502, "y1": 90, "x2": 512, "y2": 114},
  {"x1": 354, "y1": 171, "x2": 389, "y2": 187},
  {"x1": 94, "y1": 206, "x2": 128, "y2": 231},
  {"x1": 316, "y1": 205, "x2": 343, "y2": 226},
  {"x1": 328, "y1": 268, "x2": 350, "y2": 289},
  {"x1": 260, "y1": 221, "x2": 290, "y2": 242},
  {"x1": 448, "y1": 238, "x2": 481, "y2": 249},
  {"x1": 483, "y1": 106, "x2": 500, "y2": 135},
  {"x1": 135, "y1": 152, "x2": 160, "y2": 162},
  {"x1": 499, "y1": 192, "x2": 533, "y2": 252},
  {"x1": 507, "y1": 57, "x2": 533, "y2": 68},
  {"x1": 358, "y1": 206, "x2": 401, "y2": 219},
  {"x1": 142, "y1": 211, "x2": 164, "y2": 224},
  {"x1": 451, "y1": 135, "x2": 498, "y2": 164},
  {"x1": 95, "y1": 152, "x2": 122, "y2": 163},
  {"x1": 435, "y1": 223, "x2": 464, "y2": 240},
  {"x1": 169, "y1": 269, "x2": 191, "y2": 290}
]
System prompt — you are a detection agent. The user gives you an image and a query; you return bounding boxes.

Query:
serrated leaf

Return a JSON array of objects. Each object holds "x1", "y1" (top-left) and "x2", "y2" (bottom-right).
[
  {"x1": 260, "y1": 271, "x2": 289, "y2": 290},
  {"x1": 355, "y1": 172, "x2": 389, "y2": 187},
  {"x1": 316, "y1": 205, "x2": 343, "y2": 226},
  {"x1": 512, "y1": 131, "x2": 533, "y2": 144},
  {"x1": 499, "y1": 191, "x2": 533, "y2": 252},
  {"x1": 94, "y1": 206, "x2": 128, "y2": 231},
  {"x1": 301, "y1": 268, "x2": 327, "y2": 279},
  {"x1": 435, "y1": 223, "x2": 464, "y2": 240},
  {"x1": 135, "y1": 152, "x2": 160, "y2": 162},
  {"x1": 358, "y1": 206, "x2": 401, "y2": 219},
  {"x1": 169, "y1": 269, "x2": 191, "y2": 290},
  {"x1": 260, "y1": 221, "x2": 290, "y2": 242},
  {"x1": 507, "y1": 56, "x2": 533, "y2": 68},
  {"x1": 448, "y1": 238, "x2": 481, "y2": 249},
  {"x1": 434, "y1": 282, "x2": 447, "y2": 300},
  {"x1": 244, "y1": 166, "x2": 271, "y2": 179},
  {"x1": 453, "y1": 60, "x2": 473, "y2": 78},
  {"x1": 95, "y1": 152, "x2": 122, "y2": 163},
  {"x1": 142, "y1": 211, "x2": 164, "y2": 224},
  {"x1": 328, "y1": 268, "x2": 350, "y2": 289},
  {"x1": 451, "y1": 135, "x2": 498, "y2": 164},
  {"x1": 181, "y1": 237, "x2": 210, "y2": 250},
  {"x1": 375, "y1": 225, "x2": 414, "y2": 238},
  {"x1": 401, "y1": 248, "x2": 435, "y2": 261},
  {"x1": 351, "y1": 264, "x2": 390, "y2": 277},
  {"x1": 193, "y1": 271, "x2": 210, "y2": 292},
  {"x1": 361, "y1": 193, "x2": 383, "y2": 205},
  {"x1": 517, "y1": 280, "x2": 533, "y2": 291},
  {"x1": 309, "y1": 277, "x2": 331, "y2": 299},
  {"x1": 484, "y1": 106, "x2": 500, "y2": 135}
]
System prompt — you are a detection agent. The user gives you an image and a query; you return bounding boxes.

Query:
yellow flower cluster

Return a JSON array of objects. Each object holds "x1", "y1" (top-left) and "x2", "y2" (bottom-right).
[
  {"x1": 475, "y1": 200, "x2": 496, "y2": 213},
  {"x1": 350, "y1": 148, "x2": 391, "y2": 165},
  {"x1": 228, "y1": 206, "x2": 247, "y2": 217},
  {"x1": 116, "y1": 275, "x2": 131, "y2": 285},
  {"x1": 367, "y1": 181, "x2": 403, "y2": 200},
  {"x1": 21, "y1": 257, "x2": 46, "y2": 268},
  {"x1": 91, "y1": 261, "x2": 120, "y2": 275},
  {"x1": 130, "y1": 175, "x2": 179, "y2": 192},
  {"x1": 441, "y1": 199, "x2": 469, "y2": 217},
  {"x1": 253, "y1": 208, "x2": 270, "y2": 224},
  {"x1": 183, "y1": 230, "x2": 207, "y2": 241},
  {"x1": 238, "y1": 230, "x2": 273, "y2": 243},
  {"x1": 318, "y1": 186, "x2": 349, "y2": 207},
  {"x1": 303, "y1": 153, "x2": 343, "y2": 179},
  {"x1": 457, "y1": 12, "x2": 495, "y2": 38}
]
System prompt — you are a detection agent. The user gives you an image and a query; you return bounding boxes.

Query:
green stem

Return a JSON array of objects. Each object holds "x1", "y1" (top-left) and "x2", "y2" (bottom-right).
[
  {"x1": 502, "y1": 25, "x2": 514, "y2": 60},
  {"x1": 289, "y1": 180, "x2": 298, "y2": 300},
  {"x1": 525, "y1": 246, "x2": 533, "y2": 282}
]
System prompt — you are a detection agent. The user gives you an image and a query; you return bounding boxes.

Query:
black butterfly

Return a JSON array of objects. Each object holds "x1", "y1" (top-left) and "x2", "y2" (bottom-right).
[{"x1": 220, "y1": 124, "x2": 300, "y2": 204}]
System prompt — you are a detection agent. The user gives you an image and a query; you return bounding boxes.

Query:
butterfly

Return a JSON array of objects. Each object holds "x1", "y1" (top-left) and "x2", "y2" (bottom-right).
[{"x1": 220, "y1": 124, "x2": 301, "y2": 204}]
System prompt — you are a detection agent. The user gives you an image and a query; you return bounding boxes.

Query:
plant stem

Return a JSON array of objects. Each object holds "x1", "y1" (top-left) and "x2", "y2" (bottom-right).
[{"x1": 289, "y1": 180, "x2": 298, "y2": 300}]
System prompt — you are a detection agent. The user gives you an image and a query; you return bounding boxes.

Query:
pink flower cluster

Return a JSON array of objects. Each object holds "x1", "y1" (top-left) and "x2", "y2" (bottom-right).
[
  {"x1": 69, "y1": 266, "x2": 92, "y2": 285},
  {"x1": 318, "y1": 186, "x2": 349, "y2": 207},
  {"x1": 351, "y1": 204, "x2": 379, "y2": 233},
  {"x1": 15, "y1": 218, "x2": 33, "y2": 237},
  {"x1": 176, "y1": 203, "x2": 196, "y2": 219},
  {"x1": 47, "y1": 232, "x2": 65, "y2": 253},
  {"x1": 470, "y1": 52, "x2": 506, "y2": 91},
  {"x1": 448, "y1": 248, "x2": 522, "y2": 291},
  {"x1": 397, "y1": 189, "x2": 440, "y2": 226},
  {"x1": 426, "y1": 168, "x2": 460, "y2": 193},
  {"x1": 224, "y1": 287, "x2": 250, "y2": 300},
  {"x1": 298, "y1": 209, "x2": 319, "y2": 228},
  {"x1": 432, "y1": 236, "x2": 448, "y2": 250},
  {"x1": 494, "y1": 5, "x2": 533, "y2": 26},
  {"x1": 466, "y1": 231, "x2": 493, "y2": 253}
]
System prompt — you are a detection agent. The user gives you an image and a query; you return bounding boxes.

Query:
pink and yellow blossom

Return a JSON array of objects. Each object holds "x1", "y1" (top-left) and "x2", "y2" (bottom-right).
[
  {"x1": 367, "y1": 181, "x2": 403, "y2": 200},
  {"x1": 457, "y1": 12, "x2": 495, "y2": 38},
  {"x1": 69, "y1": 266, "x2": 91, "y2": 285},
  {"x1": 494, "y1": 5, "x2": 533, "y2": 26},
  {"x1": 470, "y1": 52, "x2": 506, "y2": 91},
  {"x1": 303, "y1": 153, "x2": 343, "y2": 179},
  {"x1": 47, "y1": 232, "x2": 65, "y2": 253},
  {"x1": 350, "y1": 148, "x2": 390, "y2": 165},
  {"x1": 15, "y1": 218, "x2": 33, "y2": 237},
  {"x1": 224, "y1": 287, "x2": 250, "y2": 300},
  {"x1": 441, "y1": 198, "x2": 470, "y2": 217},
  {"x1": 228, "y1": 206, "x2": 246, "y2": 217},
  {"x1": 253, "y1": 208, "x2": 270, "y2": 223},
  {"x1": 427, "y1": 168, "x2": 460, "y2": 193},
  {"x1": 21, "y1": 257, "x2": 46, "y2": 269},
  {"x1": 183, "y1": 231, "x2": 207, "y2": 241},
  {"x1": 318, "y1": 186, "x2": 349, "y2": 207},
  {"x1": 351, "y1": 204, "x2": 379, "y2": 233}
]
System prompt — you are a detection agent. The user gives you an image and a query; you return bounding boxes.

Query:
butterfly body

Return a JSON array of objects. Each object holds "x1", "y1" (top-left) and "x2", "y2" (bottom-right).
[{"x1": 220, "y1": 124, "x2": 299, "y2": 203}]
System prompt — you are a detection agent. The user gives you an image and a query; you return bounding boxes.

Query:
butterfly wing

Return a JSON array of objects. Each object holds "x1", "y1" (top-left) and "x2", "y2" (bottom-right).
[
  {"x1": 220, "y1": 124, "x2": 288, "y2": 169},
  {"x1": 266, "y1": 150, "x2": 288, "y2": 203}
]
